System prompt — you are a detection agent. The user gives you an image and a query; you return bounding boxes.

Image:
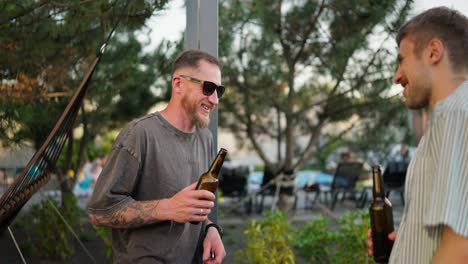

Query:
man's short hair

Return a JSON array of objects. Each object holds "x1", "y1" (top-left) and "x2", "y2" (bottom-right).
[
  {"x1": 173, "y1": 49, "x2": 221, "y2": 75},
  {"x1": 396, "y1": 7, "x2": 468, "y2": 71}
]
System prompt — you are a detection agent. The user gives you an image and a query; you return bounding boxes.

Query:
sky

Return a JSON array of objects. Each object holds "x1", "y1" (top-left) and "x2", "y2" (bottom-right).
[
  {"x1": 414, "y1": 0, "x2": 468, "y2": 15},
  {"x1": 138, "y1": 0, "x2": 468, "y2": 52},
  {"x1": 136, "y1": 0, "x2": 185, "y2": 53}
]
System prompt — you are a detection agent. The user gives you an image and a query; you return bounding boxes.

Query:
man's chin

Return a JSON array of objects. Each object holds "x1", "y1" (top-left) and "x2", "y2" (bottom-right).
[
  {"x1": 195, "y1": 116, "x2": 210, "y2": 129},
  {"x1": 405, "y1": 100, "x2": 427, "y2": 110}
]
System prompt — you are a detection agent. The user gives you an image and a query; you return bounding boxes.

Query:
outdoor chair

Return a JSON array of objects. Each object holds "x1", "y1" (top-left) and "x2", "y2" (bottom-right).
[
  {"x1": 300, "y1": 181, "x2": 321, "y2": 209},
  {"x1": 219, "y1": 166, "x2": 248, "y2": 198},
  {"x1": 219, "y1": 166, "x2": 250, "y2": 212},
  {"x1": 255, "y1": 166, "x2": 296, "y2": 213},
  {"x1": 255, "y1": 166, "x2": 277, "y2": 213},
  {"x1": 295, "y1": 170, "x2": 336, "y2": 209},
  {"x1": 383, "y1": 161, "x2": 408, "y2": 205},
  {"x1": 320, "y1": 162, "x2": 364, "y2": 210}
]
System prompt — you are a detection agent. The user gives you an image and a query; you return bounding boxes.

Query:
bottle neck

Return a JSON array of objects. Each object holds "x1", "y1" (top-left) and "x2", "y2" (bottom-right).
[
  {"x1": 372, "y1": 165, "x2": 385, "y2": 198},
  {"x1": 207, "y1": 148, "x2": 227, "y2": 178}
]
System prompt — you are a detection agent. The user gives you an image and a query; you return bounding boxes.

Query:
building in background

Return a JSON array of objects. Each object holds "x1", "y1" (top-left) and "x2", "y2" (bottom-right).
[{"x1": 0, "y1": 144, "x2": 35, "y2": 185}]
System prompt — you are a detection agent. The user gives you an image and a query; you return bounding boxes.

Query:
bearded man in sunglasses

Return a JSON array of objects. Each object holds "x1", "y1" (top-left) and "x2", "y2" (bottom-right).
[{"x1": 87, "y1": 50, "x2": 226, "y2": 264}]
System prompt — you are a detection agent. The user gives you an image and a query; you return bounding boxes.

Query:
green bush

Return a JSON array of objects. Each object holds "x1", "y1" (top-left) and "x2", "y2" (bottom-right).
[
  {"x1": 332, "y1": 210, "x2": 370, "y2": 263},
  {"x1": 232, "y1": 209, "x2": 373, "y2": 263},
  {"x1": 27, "y1": 193, "x2": 82, "y2": 260},
  {"x1": 294, "y1": 210, "x2": 371, "y2": 264},
  {"x1": 94, "y1": 226, "x2": 113, "y2": 259},
  {"x1": 235, "y1": 210, "x2": 295, "y2": 264},
  {"x1": 293, "y1": 216, "x2": 338, "y2": 262}
]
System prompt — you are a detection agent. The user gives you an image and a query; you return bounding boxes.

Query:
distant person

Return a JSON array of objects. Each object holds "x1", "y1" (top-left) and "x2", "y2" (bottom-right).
[
  {"x1": 75, "y1": 159, "x2": 99, "y2": 192},
  {"x1": 340, "y1": 151, "x2": 355, "y2": 163},
  {"x1": 89, "y1": 154, "x2": 107, "y2": 184},
  {"x1": 339, "y1": 151, "x2": 370, "y2": 181},
  {"x1": 306, "y1": 151, "x2": 363, "y2": 190},
  {"x1": 383, "y1": 144, "x2": 411, "y2": 182},
  {"x1": 87, "y1": 50, "x2": 226, "y2": 263},
  {"x1": 367, "y1": 7, "x2": 468, "y2": 263},
  {"x1": 394, "y1": 144, "x2": 411, "y2": 163}
]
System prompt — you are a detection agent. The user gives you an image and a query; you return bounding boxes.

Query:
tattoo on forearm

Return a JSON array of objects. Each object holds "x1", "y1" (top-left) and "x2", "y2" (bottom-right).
[{"x1": 90, "y1": 200, "x2": 160, "y2": 229}]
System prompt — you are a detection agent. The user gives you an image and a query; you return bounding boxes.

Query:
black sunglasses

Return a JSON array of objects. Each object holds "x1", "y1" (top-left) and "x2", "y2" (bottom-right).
[{"x1": 179, "y1": 75, "x2": 225, "y2": 99}]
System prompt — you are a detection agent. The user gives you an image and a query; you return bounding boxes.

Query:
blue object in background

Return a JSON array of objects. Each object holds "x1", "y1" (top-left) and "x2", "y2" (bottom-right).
[
  {"x1": 295, "y1": 170, "x2": 333, "y2": 187},
  {"x1": 73, "y1": 176, "x2": 94, "y2": 196},
  {"x1": 247, "y1": 170, "x2": 333, "y2": 192},
  {"x1": 247, "y1": 171, "x2": 263, "y2": 185}
]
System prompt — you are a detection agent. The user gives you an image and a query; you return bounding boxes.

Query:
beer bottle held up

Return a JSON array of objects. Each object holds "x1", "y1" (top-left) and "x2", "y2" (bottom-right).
[
  {"x1": 369, "y1": 165, "x2": 394, "y2": 263},
  {"x1": 195, "y1": 148, "x2": 227, "y2": 193},
  {"x1": 190, "y1": 148, "x2": 227, "y2": 225}
]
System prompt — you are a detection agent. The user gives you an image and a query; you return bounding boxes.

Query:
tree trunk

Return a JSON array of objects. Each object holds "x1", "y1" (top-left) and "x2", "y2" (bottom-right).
[{"x1": 278, "y1": 193, "x2": 295, "y2": 214}]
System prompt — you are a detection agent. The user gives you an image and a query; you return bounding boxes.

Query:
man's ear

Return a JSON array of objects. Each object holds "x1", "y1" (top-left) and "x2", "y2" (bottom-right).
[
  {"x1": 427, "y1": 38, "x2": 445, "y2": 65},
  {"x1": 172, "y1": 76, "x2": 182, "y2": 94}
]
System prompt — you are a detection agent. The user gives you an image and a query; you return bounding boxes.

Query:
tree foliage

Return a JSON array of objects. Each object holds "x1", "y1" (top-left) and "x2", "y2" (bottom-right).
[
  {"x1": 218, "y1": 0, "x2": 414, "y2": 174},
  {"x1": 0, "y1": 0, "x2": 179, "y2": 194}
]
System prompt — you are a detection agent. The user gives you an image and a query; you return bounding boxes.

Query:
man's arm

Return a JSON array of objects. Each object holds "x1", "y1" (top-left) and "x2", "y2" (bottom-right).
[
  {"x1": 88, "y1": 182, "x2": 215, "y2": 229},
  {"x1": 89, "y1": 199, "x2": 164, "y2": 228},
  {"x1": 432, "y1": 225, "x2": 468, "y2": 263},
  {"x1": 202, "y1": 219, "x2": 226, "y2": 263}
]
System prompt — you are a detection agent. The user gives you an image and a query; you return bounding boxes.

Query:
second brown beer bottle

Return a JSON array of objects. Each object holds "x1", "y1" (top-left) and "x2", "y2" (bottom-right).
[
  {"x1": 191, "y1": 148, "x2": 227, "y2": 224},
  {"x1": 369, "y1": 165, "x2": 394, "y2": 263}
]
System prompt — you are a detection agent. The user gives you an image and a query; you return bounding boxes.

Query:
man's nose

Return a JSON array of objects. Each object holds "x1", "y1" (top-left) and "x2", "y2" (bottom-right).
[
  {"x1": 208, "y1": 91, "x2": 219, "y2": 105},
  {"x1": 394, "y1": 67, "x2": 402, "y2": 84}
]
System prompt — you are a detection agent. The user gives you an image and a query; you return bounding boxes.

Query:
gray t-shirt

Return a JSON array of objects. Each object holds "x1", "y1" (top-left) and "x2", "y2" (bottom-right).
[{"x1": 87, "y1": 112, "x2": 214, "y2": 264}]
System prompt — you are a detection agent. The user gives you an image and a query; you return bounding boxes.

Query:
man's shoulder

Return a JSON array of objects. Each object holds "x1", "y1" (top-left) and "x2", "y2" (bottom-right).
[
  {"x1": 112, "y1": 113, "x2": 161, "y2": 146},
  {"x1": 129, "y1": 112, "x2": 160, "y2": 129},
  {"x1": 435, "y1": 82, "x2": 468, "y2": 114},
  {"x1": 120, "y1": 113, "x2": 162, "y2": 134}
]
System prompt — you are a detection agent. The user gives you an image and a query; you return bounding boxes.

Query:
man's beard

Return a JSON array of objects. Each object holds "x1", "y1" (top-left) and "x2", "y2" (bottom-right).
[
  {"x1": 406, "y1": 72, "x2": 432, "y2": 110},
  {"x1": 181, "y1": 95, "x2": 210, "y2": 129}
]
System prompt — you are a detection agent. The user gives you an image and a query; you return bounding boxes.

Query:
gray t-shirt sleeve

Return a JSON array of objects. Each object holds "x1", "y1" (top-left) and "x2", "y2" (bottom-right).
[
  {"x1": 87, "y1": 126, "x2": 142, "y2": 215},
  {"x1": 424, "y1": 110, "x2": 468, "y2": 237}
]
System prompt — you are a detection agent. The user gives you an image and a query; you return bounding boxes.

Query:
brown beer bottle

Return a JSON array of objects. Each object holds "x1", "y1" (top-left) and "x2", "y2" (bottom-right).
[
  {"x1": 369, "y1": 165, "x2": 394, "y2": 263},
  {"x1": 195, "y1": 148, "x2": 227, "y2": 193},
  {"x1": 191, "y1": 148, "x2": 227, "y2": 224}
]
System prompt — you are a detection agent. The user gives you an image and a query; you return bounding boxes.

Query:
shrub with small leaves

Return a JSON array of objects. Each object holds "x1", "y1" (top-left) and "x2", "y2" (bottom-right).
[
  {"x1": 332, "y1": 210, "x2": 370, "y2": 263},
  {"x1": 28, "y1": 193, "x2": 82, "y2": 260},
  {"x1": 94, "y1": 226, "x2": 113, "y2": 259},
  {"x1": 293, "y1": 216, "x2": 338, "y2": 263},
  {"x1": 235, "y1": 210, "x2": 295, "y2": 264},
  {"x1": 293, "y1": 210, "x2": 371, "y2": 264}
]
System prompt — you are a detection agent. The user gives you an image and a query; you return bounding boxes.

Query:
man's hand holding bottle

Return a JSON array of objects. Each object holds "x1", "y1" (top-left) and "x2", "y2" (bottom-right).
[{"x1": 367, "y1": 229, "x2": 397, "y2": 256}]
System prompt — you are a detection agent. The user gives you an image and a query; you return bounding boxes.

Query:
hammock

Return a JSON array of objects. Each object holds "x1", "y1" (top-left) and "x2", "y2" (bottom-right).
[
  {"x1": 0, "y1": 2, "x2": 128, "y2": 231},
  {"x1": 0, "y1": 59, "x2": 96, "y2": 230}
]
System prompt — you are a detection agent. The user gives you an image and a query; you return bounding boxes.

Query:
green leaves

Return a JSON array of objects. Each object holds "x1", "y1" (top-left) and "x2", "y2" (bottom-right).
[
  {"x1": 26, "y1": 193, "x2": 82, "y2": 260},
  {"x1": 294, "y1": 216, "x2": 337, "y2": 263},
  {"x1": 0, "y1": 0, "x2": 173, "y2": 197},
  {"x1": 219, "y1": 0, "x2": 413, "y2": 171},
  {"x1": 235, "y1": 210, "x2": 296, "y2": 264},
  {"x1": 235, "y1": 209, "x2": 372, "y2": 263}
]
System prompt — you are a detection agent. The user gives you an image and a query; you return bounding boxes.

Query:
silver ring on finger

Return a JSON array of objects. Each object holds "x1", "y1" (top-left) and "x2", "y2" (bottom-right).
[{"x1": 200, "y1": 208, "x2": 204, "y2": 214}]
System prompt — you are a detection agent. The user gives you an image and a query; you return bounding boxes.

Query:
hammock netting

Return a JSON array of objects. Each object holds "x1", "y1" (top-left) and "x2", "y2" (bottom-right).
[{"x1": 0, "y1": 56, "x2": 102, "y2": 230}]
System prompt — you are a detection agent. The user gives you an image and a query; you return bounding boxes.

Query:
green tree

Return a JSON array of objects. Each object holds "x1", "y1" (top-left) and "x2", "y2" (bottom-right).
[
  {"x1": 218, "y1": 0, "x2": 413, "y2": 176},
  {"x1": 0, "y1": 0, "x2": 178, "y2": 200}
]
